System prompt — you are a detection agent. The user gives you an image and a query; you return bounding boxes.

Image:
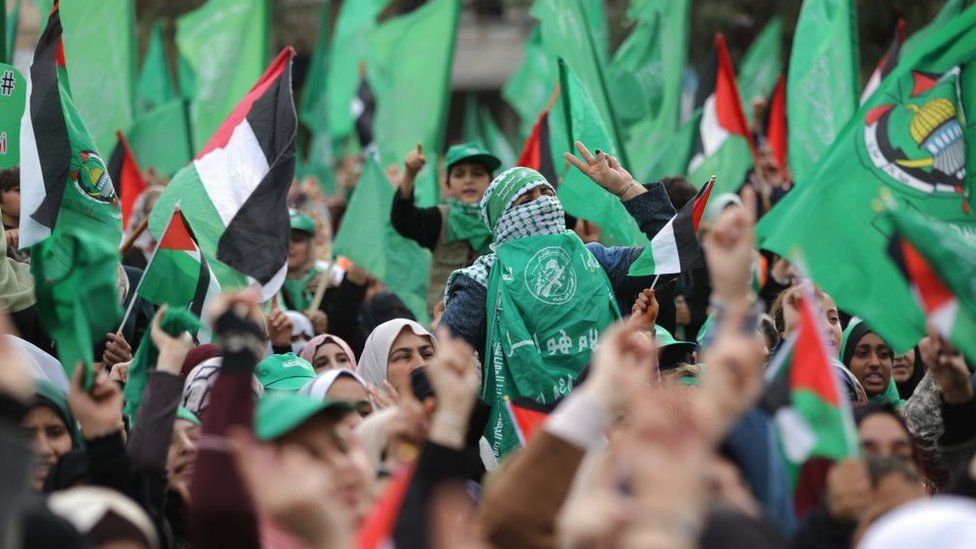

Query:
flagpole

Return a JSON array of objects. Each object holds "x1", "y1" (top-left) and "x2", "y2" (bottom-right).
[
  {"x1": 115, "y1": 204, "x2": 179, "y2": 334},
  {"x1": 119, "y1": 216, "x2": 149, "y2": 255},
  {"x1": 651, "y1": 274, "x2": 661, "y2": 289}
]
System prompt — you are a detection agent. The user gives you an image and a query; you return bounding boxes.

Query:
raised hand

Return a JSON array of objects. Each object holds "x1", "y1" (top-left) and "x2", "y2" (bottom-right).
[
  {"x1": 267, "y1": 296, "x2": 293, "y2": 350},
  {"x1": 150, "y1": 305, "x2": 195, "y2": 376},
  {"x1": 699, "y1": 304, "x2": 765, "y2": 436},
  {"x1": 427, "y1": 330, "x2": 480, "y2": 449},
  {"x1": 927, "y1": 331, "x2": 973, "y2": 405},
  {"x1": 68, "y1": 366, "x2": 124, "y2": 439},
  {"x1": 703, "y1": 185, "x2": 757, "y2": 305},
  {"x1": 102, "y1": 332, "x2": 132, "y2": 368},
  {"x1": 584, "y1": 321, "x2": 657, "y2": 415},
  {"x1": 627, "y1": 288, "x2": 659, "y2": 332},
  {"x1": 563, "y1": 141, "x2": 644, "y2": 200},
  {"x1": 404, "y1": 144, "x2": 427, "y2": 177}
]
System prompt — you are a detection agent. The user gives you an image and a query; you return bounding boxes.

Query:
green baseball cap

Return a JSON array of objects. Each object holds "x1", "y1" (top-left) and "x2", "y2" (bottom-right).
[
  {"x1": 654, "y1": 325, "x2": 696, "y2": 353},
  {"x1": 445, "y1": 142, "x2": 501, "y2": 174},
  {"x1": 254, "y1": 393, "x2": 353, "y2": 441},
  {"x1": 255, "y1": 353, "x2": 317, "y2": 392},
  {"x1": 289, "y1": 211, "x2": 316, "y2": 235}
]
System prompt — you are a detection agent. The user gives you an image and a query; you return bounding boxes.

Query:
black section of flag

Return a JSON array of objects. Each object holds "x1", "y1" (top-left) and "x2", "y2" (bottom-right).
[
  {"x1": 216, "y1": 55, "x2": 296, "y2": 285},
  {"x1": 353, "y1": 77, "x2": 376, "y2": 150},
  {"x1": 107, "y1": 139, "x2": 124, "y2": 198},
  {"x1": 536, "y1": 113, "x2": 558, "y2": 187}
]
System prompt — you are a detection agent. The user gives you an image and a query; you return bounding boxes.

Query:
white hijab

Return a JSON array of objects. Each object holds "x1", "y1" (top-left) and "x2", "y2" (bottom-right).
[
  {"x1": 356, "y1": 319, "x2": 436, "y2": 387},
  {"x1": 300, "y1": 368, "x2": 369, "y2": 400}
]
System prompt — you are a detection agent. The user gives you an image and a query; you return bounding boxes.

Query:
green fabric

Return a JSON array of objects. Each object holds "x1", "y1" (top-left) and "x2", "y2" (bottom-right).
[
  {"x1": 34, "y1": 379, "x2": 81, "y2": 448},
  {"x1": 367, "y1": 0, "x2": 459, "y2": 208},
  {"x1": 483, "y1": 231, "x2": 620, "y2": 457},
  {"x1": 299, "y1": 0, "x2": 331, "y2": 135},
  {"x1": 326, "y1": 0, "x2": 389, "y2": 143},
  {"x1": 478, "y1": 106, "x2": 516, "y2": 171},
  {"x1": 445, "y1": 200, "x2": 492, "y2": 255},
  {"x1": 758, "y1": 8, "x2": 976, "y2": 352},
  {"x1": 558, "y1": 61, "x2": 648, "y2": 247},
  {"x1": 0, "y1": 224, "x2": 34, "y2": 313},
  {"x1": 137, "y1": 22, "x2": 176, "y2": 115},
  {"x1": 688, "y1": 127, "x2": 755, "y2": 196},
  {"x1": 281, "y1": 268, "x2": 317, "y2": 312},
  {"x1": 445, "y1": 142, "x2": 501, "y2": 174},
  {"x1": 333, "y1": 153, "x2": 430, "y2": 324},
  {"x1": 902, "y1": 0, "x2": 967, "y2": 57},
  {"x1": 289, "y1": 211, "x2": 315, "y2": 234},
  {"x1": 60, "y1": 0, "x2": 136, "y2": 157},
  {"x1": 176, "y1": 0, "x2": 267, "y2": 149},
  {"x1": 0, "y1": 63, "x2": 25, "y2": 168},
  {"x1": 5, "y1": 0, "x2": 20, "y2": 64},
  {"x1": 887, "y1": 208, "x2": 976, "y2": 365},
  {"x1": 502, "y1": 27, "x2": 558, "y2": 141},
  {"x1": 124, "y1": 308, "x2": 201, "y2": 425},
  {"x1": 738, "y1": 16, "x2": 783, "y2": 120},
  {"x1": 461, "y1": 96, "x2": 515, "y2": 173},
  {"x1": 787, "y1": 0, "x2": 859, "y2": 184},
  {"x1": 127, "y1": 98, "x2": 193, "y2": 177},
  {"x1": 254, "y1": 392, "x2": 352, "y2": 441},
  {"x1": 31, "y1": 230, "x2": 122, "y2": 390},
  {"x1": 870, "y1": 378, "x2": 905, "y2": 408},
  {"x1": 639, "y1": 108, "x2": 702, "y2": 182},
  {"x1": 653, "y1": 324, "x2": 694, "y2": 351},
  {"x1": 302, "y1": 130, "x2": 336, "y2": 196},
  {"x1": 176, "y1": 406, "x2": 201, "y2": 426},
  {"x1": 484, "y1": 167, "x2": 548, "y2": 231},
  {"x1": 256, "y1": 352, "x2": 316, "y2": 392}
]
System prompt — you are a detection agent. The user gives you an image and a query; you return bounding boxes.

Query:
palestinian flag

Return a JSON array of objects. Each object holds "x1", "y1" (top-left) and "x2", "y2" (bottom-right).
[
  {"x1": 504, "y1": 396, "x2": 551, "y2": 447},
  {"x1": 762, "y1": 284, "x2": 859, "y2": 516},
  {"x1": 516, "y1": 109, "x2": 558, "y2": 185},
  {"x1": 136, "y1": 206, "x2": 220, "y2": 329},
  {"x1": 108, "y1": 131, "x2": 148, "y2": 227},
  {"x1": 149, "y1": 47, "x2": 297, "y2": 300},
  {"x1": 19, "y1": 2, "x2": 122, "y2": 268},
  {"x1": 627, "y1": 176, "x2": 715, "y2": 276},
  {"x1": 686, "y1": 34, "x2": 758, "y2": 195},
  {"x1": 887, "y1": 208, "x2": 976, "y2": 364},
  {"x1": 355, "y1": 465, "x2": 414, "y2": 549},
  {"x1": 766, "y1": 75, "x2": 788, "y2": 170},
  {"x1": 861, "y1": 20, "x2": 906, "y2": 105}
]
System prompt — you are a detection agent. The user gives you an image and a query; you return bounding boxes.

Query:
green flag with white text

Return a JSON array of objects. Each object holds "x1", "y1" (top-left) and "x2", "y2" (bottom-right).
[
  {"x1": 300, "y1": 0, "x2": 331, "y2": 135},
  {"x1": 787, "y1": 0, "x2": 860, "y2": 184}
]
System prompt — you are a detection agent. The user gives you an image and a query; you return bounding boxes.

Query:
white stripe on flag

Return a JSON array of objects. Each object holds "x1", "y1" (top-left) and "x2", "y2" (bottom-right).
[
  {"x1": 18, "y1": 70, "x2": 49, "y2": 248},
  {"x1": 249, "y1": 262, "x2": 288, "y2": 302},
  {"x1": 688, "y1": 94, "x2": 729, "y2": 173},
  {"x1": 649, "y1": 218, "x2": 681, "y2": 275},
  {"x1": 930, "y1": 298, "x2": 959, "y2": 338},
  {"x1": 774, "y1": 407, "x2": 817, "y2": 463},
  {"x1": 197, "y1": 259, "x2": 222, "y2": 343},
  {"x1": 193, "y1": 119, "x2": 270, "y2": 227}
]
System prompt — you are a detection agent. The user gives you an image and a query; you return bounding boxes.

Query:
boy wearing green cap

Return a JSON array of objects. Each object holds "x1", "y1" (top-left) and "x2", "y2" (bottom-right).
[
  {"x1": 280, "y1": 210, "x2": 321, "y2": 312},
  {"x1": 391, "y1": 142, "x2": 502, "y2": 316}
]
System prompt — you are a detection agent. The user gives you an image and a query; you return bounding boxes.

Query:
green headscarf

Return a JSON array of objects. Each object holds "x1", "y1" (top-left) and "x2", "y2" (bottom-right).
[
  {"x1": 839, "y1": 319, "x2": 904, "y2": 408},
  {"x1": 33, "y1": 379, "x2": 82, "y2": 448}
]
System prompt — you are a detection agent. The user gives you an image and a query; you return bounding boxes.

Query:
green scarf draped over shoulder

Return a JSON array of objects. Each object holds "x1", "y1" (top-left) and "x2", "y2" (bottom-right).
[{"x1": 445, "y1": 199, "x2": 492, "y2": 255}]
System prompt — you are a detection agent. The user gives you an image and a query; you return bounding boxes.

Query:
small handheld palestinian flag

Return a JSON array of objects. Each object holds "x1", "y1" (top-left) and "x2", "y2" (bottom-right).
[
  {"x1": 19, "y1": 2, "x2": 122, "y2": 270},
  {"x1": 761, "y1": 282, "x2": 859, "y2": 516},
  {"x1": 887, "y1": 208, "x2": 976, "y2": 364},
  {"x1": 123, "y1": 204, "x2": 220, "y2": 341},
  {"x1": 517, "y1": 108, "x2": 558, "y2": 186},
  {"x1": 504, "y1": 396, "x2": 551, "y2": 447},
  {"x1": 149, "y1": 47, "x2": 297, "y2": 301},
  {"x1": 628, "y1": 175, "x2": 715, "y2": 276},
  {"x1": 108, "y1": 130, "x2": 148, "y2": 227}
]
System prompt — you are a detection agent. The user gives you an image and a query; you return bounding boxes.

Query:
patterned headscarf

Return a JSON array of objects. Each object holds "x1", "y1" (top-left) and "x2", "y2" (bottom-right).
[{"x1": 447, "y1": 167, "x2": 565, "y2": 291}]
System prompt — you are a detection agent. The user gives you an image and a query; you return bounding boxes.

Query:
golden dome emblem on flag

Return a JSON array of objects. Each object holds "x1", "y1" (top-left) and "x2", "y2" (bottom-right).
[{"x1": 70, "y1": 151, "x2": 117, "y2": 204}]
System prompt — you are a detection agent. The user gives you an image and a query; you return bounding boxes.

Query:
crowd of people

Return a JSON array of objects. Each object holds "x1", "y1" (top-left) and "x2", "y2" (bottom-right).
[{"x1": 0, "y1": 37, "x2": 974, "y2": 549}]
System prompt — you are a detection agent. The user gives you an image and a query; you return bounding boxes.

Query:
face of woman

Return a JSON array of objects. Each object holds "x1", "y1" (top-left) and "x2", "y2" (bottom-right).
[
  {"x1": 822, "y1": 295, "x2": 843, "y2": 355},
  {"x1": 327, "y1": 377, "x2": 373, "y2": 420},
  {"x1": 512, "y1": 186, "x2": 555, "y2": 208},
  {"x1": 849, "y1": 332, "x2": 893, "y2": 396},
  {"x1": 313, "y1": 342, "x2": 353, "y2": 373},
  {"x1": 22, "y1": 405, "x2": 72, "y2": 491},
  {"x1": 386, "y1": 329, "x2": 435, "y2": 392},
  {"x1": 892, "y1": 348, "x2": 917, "y2": 384},
  {"x1": 448, "y1": 162, "x2": 491, "y2": 204},
  {"x1": 166, "y1": 419, "x2": 200, "y2": 499},
  {"x1": 859, "y1": 413, "x2": 915, "y2": 466}
]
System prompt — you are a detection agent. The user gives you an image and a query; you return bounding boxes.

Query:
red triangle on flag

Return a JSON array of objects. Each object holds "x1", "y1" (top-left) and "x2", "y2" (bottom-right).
[
  {"x1": 713, "y1": 34, "x2": 755, "y2": 154},
  {"x1": 901, "y1": 239, "x2": 955, "y2": 314},
  {"x1": 791, "y1": 294, "x2": 840, "y2": 406},
  {"x1": 159, "y1": 210, "x2": 197, "y2": 252},
  {"x1": 112, "y1": 131, "x2": 149, "y2": 227},
  {"x1": 506, "y1": 397, "x2": 550, "y2": 446}
]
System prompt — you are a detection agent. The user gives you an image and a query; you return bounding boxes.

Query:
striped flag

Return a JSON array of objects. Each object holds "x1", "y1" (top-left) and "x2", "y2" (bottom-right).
[
  {"x1": 108, "y1": 131, "x2": 148, "y2": 227},
  {"x1": 627, "y1": 176, "x2": 715, "y2": 276},
  {"x1": 505, "y1": 396, "x2": 550, "y2": 447},
  {"x1": 516, "y1": 108, "x2": 558, "y2": 185},
  {"x1": 887, "y1": 209, "x2": 976, "y2": 364},
  {"x1": 149, "y1": 47, "x2": 297, "y2": 300},
  {"x1": 19, "y1": 2, "x2": 122, "y2": 270}
]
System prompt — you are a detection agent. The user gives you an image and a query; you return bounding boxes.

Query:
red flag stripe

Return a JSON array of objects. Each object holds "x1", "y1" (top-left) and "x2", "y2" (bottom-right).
[
  {"x1": 690, "y1": 177, "x2": 715, "y2": 231},
  {"x1": 767, "y1": 75, "x2": 788, "y2": 170},
  {"x1": 713, "y1": 34, "x2": 758, "y2": 159},
  {"x1": 159, "y1": 210, "x2": 198, "y2": 252},
  {"x1": 901, "y1": 239, "x2": 955, "y2": 313},
  {"x1": 791, "y1": 292, "x2": 841, "y2": 406}
]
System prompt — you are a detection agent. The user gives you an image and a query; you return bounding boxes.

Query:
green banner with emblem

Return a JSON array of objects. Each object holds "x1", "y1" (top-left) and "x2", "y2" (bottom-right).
[{"x1": 0, "y1": 63, "x2": 24, "y2": 168}]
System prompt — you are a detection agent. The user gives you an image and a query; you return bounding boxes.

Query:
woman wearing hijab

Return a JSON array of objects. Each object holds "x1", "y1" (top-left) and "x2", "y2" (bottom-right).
[
  {"x1": 22, "y1": 380, "x2": 80, "y2": 491},
  {"x1": 840, "y1": 319, "x2": 902, "y2": 407},
  {"x1": 300, "y1": 369, "x2": 373, "y2": 428},
  {"x1": 441, "y1": 142, "x2": 676, "y2": 456},
  {"x1": 391, "y1": 143, "x2": 501, "y2": 316},
  {"x1": 298, "y1": 333, "x2": 357, "y2": 372},
  {"x1": 893, "y1": 347, "x2": 925, "y2": 400},
  {"x1": 357, "y1": 318, "x2": 437, "y2": 393}
]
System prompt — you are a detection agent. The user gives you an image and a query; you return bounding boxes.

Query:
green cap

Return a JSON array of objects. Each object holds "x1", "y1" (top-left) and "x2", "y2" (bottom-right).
[
  {"x1": 445, "y1": 142, "x2": 501, "y2": 174},
  {"x1": 254, "y1": 393, "x2": 353, "y2": 441},
  {"x1": 654, "y1": 325, "x2": 696, "y2": 352},
  {"x1": 289, "y1": 211, "x2": 316, "y2": 235},
  {"x1": 256, "y1": 353, "x2": 316, "y2": 392}
]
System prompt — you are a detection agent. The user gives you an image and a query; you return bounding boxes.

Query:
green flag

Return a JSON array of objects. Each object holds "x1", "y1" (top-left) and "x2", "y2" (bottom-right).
[
  {"x1": 137, "y1": 22, "x2": 175, "y2": 114},
  {"x1": 613, "y1": 0, "x2": 690, "y2": 179},
  {"x1": 462, "y1": 93, "x2": 482, "y2": 145},
  {"x1": 333, "y1": 153, "x2": 430, "y2": 324},
  {"x1": 887, "y1": 208, "x2": 976, "y2": 364},
  {"x1": 738, "y1": 16, "x2": 783, "y2": 119},
  {"x1": 60, "y1": 0, "x2": 136, "y2": 157},
  {"x1": 303, "y1": 130, "x2": 336, "y2": 196},
  {"x1": 502, "y1": 27, "x2": 557, "y2": 141},
  {"x1": 299, "y1": 0, "x2": 331, "y2": 134},
  {"x1": 176, "y1": 0, "x2": 268, "y2": 151},
  {"x1": 326, "y1": 0, "x2": 389, "y2": 143},
  {"x1": 479, "y1": 106, "x2": 516, "y2": 171},
  {"x1": 0, "y1": 63, "x2": 25, "y2": 169},
  {"x1": 32, "y1": 230, "x2": 122, "y2": 389},
  {"x1": 758, "y1": 6, "x2": 976, "y2": 352},
  {"x1": 558, "y1": 60, "x2": 647, "y2": 247},
  {"x1": 532, "y1": 0, "x2": 627, "y2": 167},
  {"x1": 903, "y1": 0, "x2": 967, "y2": 56},
  {"x1": 787, "y1": 0, "x2": 860, "y2": 184},
  {"x1": 367, "y1": 0, "x2": 460, "y2": 208},
  {"x1": 639, "y1": 108, "x2": 703, "y2": 182},
  {"x1": 5, "y1": 0, "x2": 19, "y2": 64},
  {"x1": 580, "y1": 0, "x2": 609, "y2": 66},
  {"x1": 127, "y1": 99, "x2": 193, "y2": 177}
]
